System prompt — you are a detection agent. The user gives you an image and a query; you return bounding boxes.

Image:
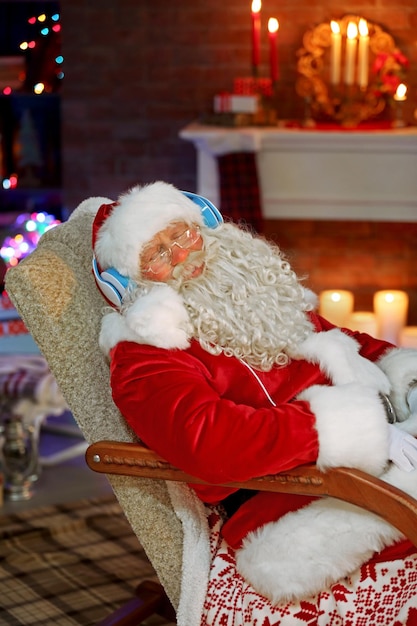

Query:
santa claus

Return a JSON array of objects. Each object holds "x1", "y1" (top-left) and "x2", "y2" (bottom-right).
[{"x1": 90, "y1": 180, "x2": 417, "y2": 604}]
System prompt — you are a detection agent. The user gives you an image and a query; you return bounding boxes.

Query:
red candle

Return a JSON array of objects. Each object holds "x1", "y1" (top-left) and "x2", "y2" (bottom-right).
[
  {"x1": 268, "y1": 17, "x2": 279, "y2": 82},
  {"x1": 251, "y1": 0, "x2": 261, "y2": 74}
]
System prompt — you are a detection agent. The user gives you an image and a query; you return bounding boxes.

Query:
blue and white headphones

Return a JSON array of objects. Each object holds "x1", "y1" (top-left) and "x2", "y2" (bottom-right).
[{"x1": 92, "y1": 191, "x2": 223, "y2": 308}]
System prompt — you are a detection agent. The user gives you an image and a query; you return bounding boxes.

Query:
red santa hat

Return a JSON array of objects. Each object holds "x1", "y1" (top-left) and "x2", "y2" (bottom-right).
[{"x1": 93, "y1": 181, "x2": 205, "y2": 280}]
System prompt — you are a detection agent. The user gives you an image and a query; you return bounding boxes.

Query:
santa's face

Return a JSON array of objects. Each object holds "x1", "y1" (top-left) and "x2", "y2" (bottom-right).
[{"x1": 139, "y1": 221, "x2": 205, "y2": 283}]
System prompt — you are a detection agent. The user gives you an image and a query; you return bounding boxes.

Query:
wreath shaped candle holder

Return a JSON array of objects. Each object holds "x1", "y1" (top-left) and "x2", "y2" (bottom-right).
[{"x1": 296, "y1": 15, "x2": 408, "y2": 126}]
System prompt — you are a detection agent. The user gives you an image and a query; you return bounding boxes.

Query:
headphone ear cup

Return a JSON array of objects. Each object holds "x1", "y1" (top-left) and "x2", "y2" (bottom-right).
[
  {"x1": 92, "y1": 258, "x2": 129, "y2": 308},
  {"x1": 181, "y1": 191, "x2": 223, "y2": 229}
]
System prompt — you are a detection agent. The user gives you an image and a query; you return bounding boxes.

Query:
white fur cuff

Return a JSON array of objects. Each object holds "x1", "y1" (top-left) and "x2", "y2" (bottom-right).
[
  {"x1": 378, "y1": 347, "x2": 417, "y2": 422},
  {"x1": 295, "y1": 329, "x2": 391, "y2": 394},
  {"x1": 298, "y1": 382, "x2": 389, "y2": 475}
]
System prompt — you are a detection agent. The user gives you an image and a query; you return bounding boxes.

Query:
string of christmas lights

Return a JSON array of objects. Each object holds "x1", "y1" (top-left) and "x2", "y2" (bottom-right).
[
  {"x1": 1, "y1": 9, "x2": 63, "y2": 192},
  {"x1": 0, "y1": 212, "x2": 60, "y2": 267},
  {"x1": 2, "y1": 11, "x2": 63, "y2": 97}
]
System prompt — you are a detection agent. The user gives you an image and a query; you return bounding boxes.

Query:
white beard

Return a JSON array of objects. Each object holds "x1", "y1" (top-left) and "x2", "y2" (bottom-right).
[
  {"x1": 104, "y1": 223, "x2": 315, "y2": 366},
  {"x1": 178, "y1": 224, "x2": 314, "y2": 371}
]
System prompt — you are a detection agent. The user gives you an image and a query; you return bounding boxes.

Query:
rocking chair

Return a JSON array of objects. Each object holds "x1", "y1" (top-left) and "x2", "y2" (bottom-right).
[{"x1": 5, "y1": 198, "x2": 417, "y2": 626}]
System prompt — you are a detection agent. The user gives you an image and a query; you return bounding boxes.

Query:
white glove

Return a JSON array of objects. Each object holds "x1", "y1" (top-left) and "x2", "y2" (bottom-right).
[{"x1": 388, "y1": 424, "x2": 417, "y2": 472}]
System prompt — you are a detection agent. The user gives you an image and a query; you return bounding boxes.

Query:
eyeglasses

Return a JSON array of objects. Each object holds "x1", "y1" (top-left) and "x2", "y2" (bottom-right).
[{"x1": 142, "y1": 225, "x2": 202, "y2": 274}]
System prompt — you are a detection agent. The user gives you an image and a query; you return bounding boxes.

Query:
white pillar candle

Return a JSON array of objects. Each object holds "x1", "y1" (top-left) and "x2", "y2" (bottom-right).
[
  {"x1": 394, "y1": 83, "x2": 407, "y2": 102},
  {"x1": 374, "y1": 290, "x2": 409, "y2": 345},
  {"x1": 344, "y1": 22, "x2": 358, "y2": 86},
  {"x1": 319, "y1": 290, "x2": 354, "y2": 327},
  {"x1": 347, "y1": 311, "x2": 377, "y2": 336},
  {"x1": 358, "y1": 19, "x2": 369, "y2": 90},
  {"x1": 399, "y1": 326, "x2": 417, "y2": 349},
  {"x1": 330, "y1": 20, "x2": 341, "y2": 86}
]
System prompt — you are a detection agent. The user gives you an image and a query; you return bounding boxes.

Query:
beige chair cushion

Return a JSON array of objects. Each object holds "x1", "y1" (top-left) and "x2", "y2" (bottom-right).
[{"x1": 5, "y1": 202, "x2": 184, "y2": 608}]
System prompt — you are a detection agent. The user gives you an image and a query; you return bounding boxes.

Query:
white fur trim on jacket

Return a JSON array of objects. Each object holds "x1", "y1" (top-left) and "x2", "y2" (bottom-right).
[
  {"x1": 377, "y1": 347, "x2": 417, "y2": 422},
  {"x1": 298, "y1": 382, "x2": 390, "y2": 475},
  {"x1": 99, "y1": 284, "x2": 192, "y2": 355},
  {"x1": 293, "y1": 329, "x2": 391, "y2": 474},
  {"x1": 236, "y1": 462, "x2": 417, "y2": 604},
  {"x1": 295, "y1": 328, "x2": 391, "y2": 394}
]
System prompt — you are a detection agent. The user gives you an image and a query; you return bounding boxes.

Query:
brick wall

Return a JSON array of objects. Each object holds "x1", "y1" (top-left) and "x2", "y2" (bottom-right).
[
  {"x1": 264, "y1": 219, "x2": 417, "y2": 325},
  {"x1": 60, "y1": 0, "x2": 417, "y2": 324}
]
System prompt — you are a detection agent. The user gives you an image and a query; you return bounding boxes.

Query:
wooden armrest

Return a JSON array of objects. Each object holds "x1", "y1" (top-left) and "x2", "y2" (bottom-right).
[{"x1": 86, "y1": 440, "x2": 417, "y2": 548}]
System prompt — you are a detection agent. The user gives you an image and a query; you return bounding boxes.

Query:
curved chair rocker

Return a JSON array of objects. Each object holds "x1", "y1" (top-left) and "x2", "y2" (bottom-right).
[{"x1": 6, "y1": 201, "x2": 417, "y2": 626}]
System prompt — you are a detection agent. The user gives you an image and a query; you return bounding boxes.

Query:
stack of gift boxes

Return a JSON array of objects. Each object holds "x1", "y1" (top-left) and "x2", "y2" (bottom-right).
[{"x1": 214, "y1": 77, "x2": 273, "y2": 118}]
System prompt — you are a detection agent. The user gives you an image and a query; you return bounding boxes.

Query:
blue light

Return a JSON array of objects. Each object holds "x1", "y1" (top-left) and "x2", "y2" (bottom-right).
[
  {"x1": 55, "y1": 55, "x2": 64, "y2": 64},
  {"x1": 40, "y1": 27, "x2": 49, "y2": 36}
]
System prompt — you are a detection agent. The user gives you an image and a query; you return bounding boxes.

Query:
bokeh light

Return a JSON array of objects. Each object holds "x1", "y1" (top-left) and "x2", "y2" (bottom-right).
[{"x1": 0, "y1": 212, "x2": 61, "y2": 267}]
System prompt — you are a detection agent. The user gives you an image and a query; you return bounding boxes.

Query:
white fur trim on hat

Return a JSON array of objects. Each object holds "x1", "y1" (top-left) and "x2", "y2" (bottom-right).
[
  {"x1": 69, "y1": 196, "x2": 114, "y2": 220},
  {"x1": 94, "y1": 182, "x2": 204, "y2": 279}
]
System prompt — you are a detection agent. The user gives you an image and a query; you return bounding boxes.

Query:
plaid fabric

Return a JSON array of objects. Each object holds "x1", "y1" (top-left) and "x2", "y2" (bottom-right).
[
  {"x1": 0, "y1": 496, "x2": 168, "y2": 626},
  {"x1": 0, "y1": 356, "x2": 49, "y2": 402},
  {"x1": 217, "y1": 152, "x2": 263, "y2": 233}
]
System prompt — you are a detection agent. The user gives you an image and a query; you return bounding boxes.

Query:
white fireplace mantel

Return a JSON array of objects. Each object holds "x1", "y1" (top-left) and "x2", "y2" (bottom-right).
[{"x1": 179, "y1": 123, "x2": 417, "y2": 222}]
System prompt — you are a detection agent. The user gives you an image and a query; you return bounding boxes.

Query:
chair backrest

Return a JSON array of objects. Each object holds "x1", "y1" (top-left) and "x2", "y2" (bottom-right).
[{"x1": 5, "y1": 200, "x2": 183, "y2": 608}]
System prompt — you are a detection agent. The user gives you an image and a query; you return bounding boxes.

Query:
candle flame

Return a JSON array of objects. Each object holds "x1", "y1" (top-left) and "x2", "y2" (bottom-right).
[
  {"x1": 268, "y1": 17, "x2": 279, "y2": 33},
  {"x1": 358, "y1": 18, "x2": 368, "y2": 37},
  {"x1": 347, "y1": 22, "x2": 358, "y2": 39},
  {"x1": 330, "y1": 20, "x2": 340, "y2": 35},
  {"x1": 395, "y1": 83, "x2": 407, "y2": 99},
  {"x1": 331, "y1": 292, "x2": 342, "y2": 303},
  {"x1": 385, "y1": 293, "x2": 395, "y2": 303},
  {"x1": 251, "y1": 0, "x2": 261, "y2": 13}
]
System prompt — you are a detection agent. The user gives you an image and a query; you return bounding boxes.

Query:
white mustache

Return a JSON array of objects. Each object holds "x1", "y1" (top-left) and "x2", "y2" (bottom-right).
[{"x1": 171, "y1": 249, "x2": 206, "y2": 281}]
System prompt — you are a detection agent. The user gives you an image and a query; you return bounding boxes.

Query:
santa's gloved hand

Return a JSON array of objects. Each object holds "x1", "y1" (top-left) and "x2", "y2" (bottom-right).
[{"x1": 388, "y1": 424, "x2": 417, "y2": 471}]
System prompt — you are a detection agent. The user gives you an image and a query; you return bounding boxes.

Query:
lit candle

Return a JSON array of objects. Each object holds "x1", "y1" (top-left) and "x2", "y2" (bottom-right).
[
  {"x1": 268, "y1": 17, "x2": 279, "y2": 83},
  {"x1": 319, "y1": 290, "x2": 354, "y2": 327},
  {"x1": 373, "y1": 290, "x2": 409, "y2": 345},
  {"x1": 330, "y1": 21, "x2": 341, "y2": 86},
  {"x1": 393, "y1": 83, "x2": 407, "y2": 127},
  {"x1": 344, "y1": 21, "x2": 358, "y2": 86},
  {"x1": 394, "y1": 83, "x2": 407, "y2": 101},
  {"x1": 347, "y1": 311, "x2": 377, "y2": 335},
  {"x1": 358, "y1": 19, "x2": 369, "y2": 89},
  {"x1": 400, "y1": 326, "x2": 417, "y2": 349},
  {"x1": 251, "y1": 0, "x2": 262, "y2": 76}
]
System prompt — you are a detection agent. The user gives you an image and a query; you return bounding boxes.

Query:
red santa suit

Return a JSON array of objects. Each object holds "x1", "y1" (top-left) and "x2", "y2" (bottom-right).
[
  {"x1": 109, "y1": 311, "x2": 413, "y2": 551},
  {"x1": 90, "y1": 181, "x2": 417, "y2": 607}
]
